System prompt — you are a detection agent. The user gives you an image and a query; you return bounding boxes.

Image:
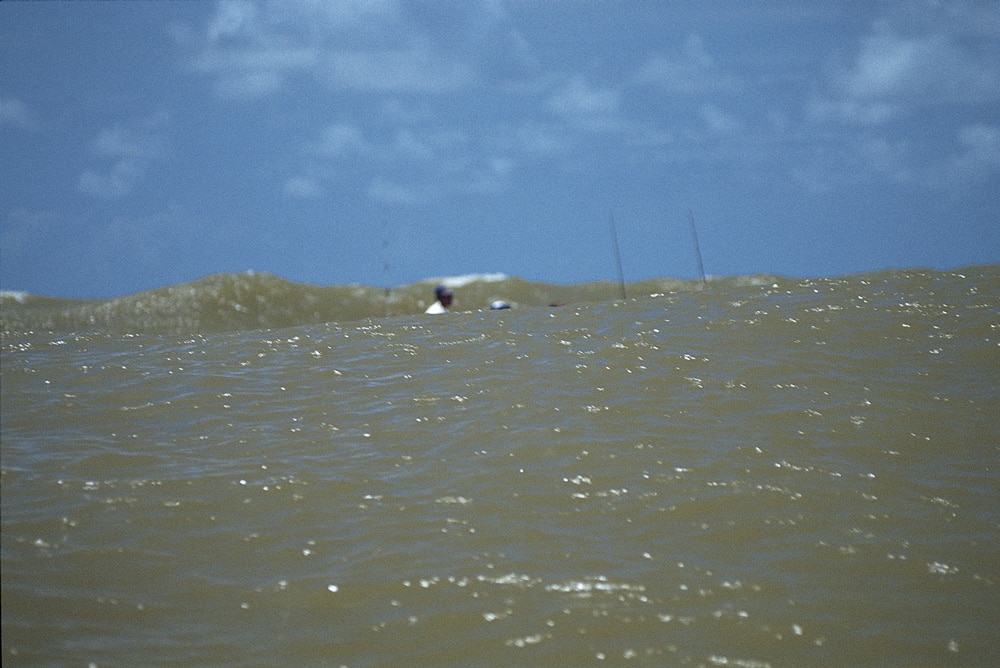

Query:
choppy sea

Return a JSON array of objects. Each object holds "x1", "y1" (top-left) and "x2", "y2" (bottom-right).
[{"x1": 2, "y1": 267, "x2": 998, "y2": 666}]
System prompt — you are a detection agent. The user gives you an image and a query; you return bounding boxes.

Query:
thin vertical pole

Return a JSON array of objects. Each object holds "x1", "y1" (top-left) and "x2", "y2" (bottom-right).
[
  {"x1": 382, "y1": 219, "x2": 391, "y2": 316},
  {"x1": 687, "y1": 208, "x2": 707, "y2": 291},
  {"x1": 608, "y1": 212, "x2": 627, "y2": 300}
]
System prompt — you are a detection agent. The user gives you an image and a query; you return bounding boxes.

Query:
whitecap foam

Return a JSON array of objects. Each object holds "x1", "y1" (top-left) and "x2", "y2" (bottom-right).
[
  {"x1": 427, "y1": 273, "x2": 509, "y2": 288},
  {"x1": 1, "y1": 290, "x2": 29, "y2": 303}
]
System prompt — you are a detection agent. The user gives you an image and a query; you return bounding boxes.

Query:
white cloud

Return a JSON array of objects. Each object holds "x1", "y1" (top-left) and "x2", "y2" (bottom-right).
[
  {"x1": 806, "y1": 96, "x2": 895, "y2": 126},
  {"x1": 206, "y1": 0, "x2": 259, "y2": 42},
  {"x1": 192, "y1": 45, "x2": 318, "y2": 99},
  {"x1": 797, "y1": 11, "x2": 1000, "y2": 194},
  {"x1": 194, "y1": 46, "x2": 318, "y2": 72},
  {"x1": 941, "y1": 123, "x2": 1000, "y2": 188},
  {"x1": 957, "y1": 124, "x2": 1000, "y2": 162},
  {"x1": 378, "y1": 98, "x2": 435, "y2": 125},
  {"x1": 546, "y1": 76, "x2": 621, "y2": 132},
  {"x1": 839, "y1": 25, "x2": 1000, "y2": 105},
  {"x1": 189, "y1": 0, "x2": 478, "y2": 98},
  {"x1": 391, "y1": 129, "x2": 436, "y2": 162},
  {"x1": 270, "y1": 0, "x2": 400, "y2": 34},
  {"x1": 214, "y1": 70, "x2": 284, "y2": 99},
  {"x1": 326, "y1": 48, "x2": 474, "y2": 93},
  {"x1": 368, "y1": 178, "x2": 436, "y2": 206},
  {"x1": 311, "y1": 122, "x2": 367, "y2": 156},
  {"x1": 467, "y1": 157, "x2": 514, "y2": 194},
  {"x1": 508, "y1": 121, "x2": 570, "y2": 156},
  {"x1": 283, "y1": 176, "x2": 325, "y2": 198},
  {"x1": 92, "y1": 125, "x2": 163, "y2": 159},
  {"x1": 804, "y1": 123, "x2": 1000, "y2": 193},
  {"x1": 292, "y1": 116, "x2": 520, "y2": 205},
  {"x1": 77, "y1": 115, "x2": 168, "y2": 199},
  {"x1": 858, "y1": 137, "x2": 914, "y2": 184},
  {"x1": 78, "y1": 161, "x2": 145, "y2": 200},
  {"x1": 699, "y1": 104, "x2": 742, "y2": 135},
  {"x1": 548, "y1": 77, "x2": 618, "y2": 117},
  {"x1": 632, "y1": 34, "x2": 737, "y2": 96},
  {"x1": 0, "y1": 97, "x2": 36, "y2": 130},
  {"x1": 183, "y1": 1, "x2": 533, "y2": 204}
]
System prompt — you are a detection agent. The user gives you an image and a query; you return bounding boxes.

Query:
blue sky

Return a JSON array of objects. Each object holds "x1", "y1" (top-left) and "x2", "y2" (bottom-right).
[{"x1": 2, "y1": 1, "x2": 999, "y2": 298}]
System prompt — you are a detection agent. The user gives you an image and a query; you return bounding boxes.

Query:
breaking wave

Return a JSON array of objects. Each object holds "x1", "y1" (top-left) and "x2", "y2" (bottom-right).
[{"x1": 2, "y1": 266, "x2": 994, "y2": 336}]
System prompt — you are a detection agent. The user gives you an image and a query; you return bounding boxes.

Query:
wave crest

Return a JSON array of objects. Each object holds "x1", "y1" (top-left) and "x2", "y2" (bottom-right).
[{"x1": 4, "y1": 266, "x2": 992, "y2": 336}]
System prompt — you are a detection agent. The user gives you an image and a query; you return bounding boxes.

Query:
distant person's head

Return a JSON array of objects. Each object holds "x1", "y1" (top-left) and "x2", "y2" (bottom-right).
[{"x1": 435, "y1": 285, "x2": 454, "y2": 308}]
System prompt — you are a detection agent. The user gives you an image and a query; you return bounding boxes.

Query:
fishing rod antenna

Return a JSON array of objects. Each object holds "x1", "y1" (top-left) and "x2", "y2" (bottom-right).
[
  {"x1": 686, "y1": 207, "x2": 707, "y2": 292},
  {"x1": 608, "y1": 211, "x2": 627, "y2": 300},
  {"x1": 382, "y1": 218, "x2": 392, "y2": 316}
]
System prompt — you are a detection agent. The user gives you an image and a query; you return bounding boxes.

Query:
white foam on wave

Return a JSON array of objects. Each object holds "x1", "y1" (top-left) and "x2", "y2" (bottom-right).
[
  {"x1": 1, "y1": 290, "x2": 29, "y2": 303},
  {"x1": 428, "y1": 273, "x2": 509, "y2": 288}
]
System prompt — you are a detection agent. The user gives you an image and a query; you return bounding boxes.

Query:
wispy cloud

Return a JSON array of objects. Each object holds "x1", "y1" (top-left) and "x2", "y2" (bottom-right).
[
  {"x1": 930, "y1": 123, "x2": 1000, "y2": 190},
  {"x1": 367, "y1": 178, "x2": 436, "y2": 206},
  {"x1": 78, "y1": 113, "x2": 169, "y2": 199},
  {"x1": 309, "y1": 122, "x2": 368, "y2": 157},
  {"x1": 837, "y1": 25, "x2": 1000, "y2": 105},
  {"x1": 0, "y1": 97, "x2": 37, "y2": 130},
  {"x1": 845, "y1": 122, "x2": 1000, "y2": 192},
  {"x1": 326, "y1": 48, "x2": 474, "y2": 93},
  {"x1": 806, "y1": 97, "x2": 895, "y2": 127},
  {"x1": 698, "y1": 104, "x2": 743, "y2": 136},
  {"x1": 955, "y1": 123, "x2": 1000, "y2": 172},
  {"x1": 291, "y1": 118, "x2": 510, "y2": 204},
  {"x1": 186, "y1": 0, "x2": 482, "y2": 99},
  {"x1": 185, "y1": 0, "x2": 523, "y2": 203},
  {"x1": 632, "y1": 34, "x2": 738, "y2": 96},
  {"x1": 794, "y1": 7, "x2": 1000, "y2": 192},
  {"x1": 283, "y1": 176, "x2": 325, "y2": 199},
  {"x1": 546, "y1": 76, "x2": 622, "y2": 131},
  {"x1": 183, "y1": 0, "x2": 999, "y2": 206},
  {"x1": 503, "y1": 121, "x2": 571, "y2": 157}
]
